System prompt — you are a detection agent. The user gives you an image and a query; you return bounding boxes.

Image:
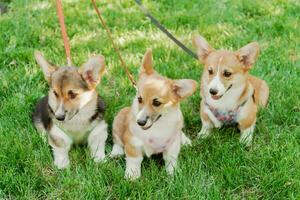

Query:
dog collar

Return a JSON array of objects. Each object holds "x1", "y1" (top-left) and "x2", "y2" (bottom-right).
[
  {"x1": 225, "y1": 84, "x2": 233, "y2": 93},
  {"x1": 154, "y1": 114, "x2": 162, "y2": 122}
]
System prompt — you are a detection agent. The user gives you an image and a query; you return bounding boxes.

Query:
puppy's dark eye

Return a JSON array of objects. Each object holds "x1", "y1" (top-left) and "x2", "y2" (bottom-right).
[
  {"x1": 53, "y1": 91, "x2": 59, "y2": 97},
  {"x1": 138, "y1": 96, "x2": 142, "y2": 104},
  {"x1": 223, "y1": 71, "x2": 232, "y2": 78},
  {"x1": 208, "y1": 69, "x2": 213, "y2": 75},
  {"x1": 68, "y1": 91, "x2": 77, "y2": 99},
  {"x1": 152, "y1": 99, "x2": 162, "y2": 107}
]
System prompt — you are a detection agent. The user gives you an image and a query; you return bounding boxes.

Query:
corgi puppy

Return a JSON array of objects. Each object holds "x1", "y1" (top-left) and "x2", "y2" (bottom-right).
[
  {"x1": 111, "y1": 49, "x2": 197, "y2": 179},
  {"x1": 192, "y1": 34, "x2": 269, "y2": 146},
  {"x1": 32, "y1": 51, "x2": 108, "y2": 169}
]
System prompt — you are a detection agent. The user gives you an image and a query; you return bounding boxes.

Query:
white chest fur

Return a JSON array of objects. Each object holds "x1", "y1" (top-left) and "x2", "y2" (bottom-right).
[
  {"x1": 54, "y1": 107, "x2": 98, "y2": 144},
  {"x1": 129, "y1": 107, "x2": 183, "y2": 157}
]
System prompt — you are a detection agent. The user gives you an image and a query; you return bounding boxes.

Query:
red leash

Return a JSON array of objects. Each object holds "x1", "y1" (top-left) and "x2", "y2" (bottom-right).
[
  {"x1": 54, "y1": 0, "x2": 136, "y2": 88},
  {"x1": 91, "y1": 0, "x2": 137, "y2": 88},
  {"x1": 55, "y1": 0, "x2": 72, "y2": 66}
]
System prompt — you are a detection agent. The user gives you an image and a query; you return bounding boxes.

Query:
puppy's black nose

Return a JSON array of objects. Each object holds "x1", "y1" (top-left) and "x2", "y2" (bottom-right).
[
  {"x1": 137, "y1": 119, "x2": 147, "y2": 126},
  {"x1": 56, "y1": 115, "x2": 65, "y2": 121},
  {"x1": 209, "y1": 88, "x2": 218, "y2": 95}
]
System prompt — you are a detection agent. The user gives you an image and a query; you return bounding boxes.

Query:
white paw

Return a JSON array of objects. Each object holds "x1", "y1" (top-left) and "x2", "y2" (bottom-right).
[
  {"x1": 240, "y1": 132, "x2": 253, "y2": 147},
  {"x1": 181, "y1": 133, "x2": 192, "y2": 146},
  {"x1": 110, "y1": 144, "x2": 124, "y2": 158},
  {"x1": 125, "y1": 168, "x2": 141, "y2": 180},
  {"x1": 197, "y1": 127, "x2": 211, "y2": 139},
  {"x1": 240, "y1": 125, "x2": 255, "y2": 147},
  {"x1": 54, "y1": 156, "x2": 70, "y2": 169},
  {"x1": 214, "y1": 121, "x2": 222, "y2": 128},
  {"x1": 165, "y1": 162, "x2": 176, "y2": 175},
  {"x1": 93, "y1": 152, "x2": 106, "y2": 163}
]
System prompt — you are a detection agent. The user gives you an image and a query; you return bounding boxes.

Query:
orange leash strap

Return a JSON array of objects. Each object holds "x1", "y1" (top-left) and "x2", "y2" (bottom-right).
[
  {"x1": 91, "y1": 0, "x2": 137, "y2": 88},
  {"x1": 56, "y1": 0, "x2": 72, "y2": 66}
]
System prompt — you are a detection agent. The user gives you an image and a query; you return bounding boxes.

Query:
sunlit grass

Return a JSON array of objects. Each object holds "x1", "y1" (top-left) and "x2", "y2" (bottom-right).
[{"x1": 0, "y1": 0, "x2": 299, "y2": 199}]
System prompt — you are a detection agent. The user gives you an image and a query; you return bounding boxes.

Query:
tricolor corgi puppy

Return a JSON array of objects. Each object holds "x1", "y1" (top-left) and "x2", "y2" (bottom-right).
[
  {"x1": 192, "y1": 34, "x2": 269, "y2": 146},
  {"x1": 32, "y1": 51, "x2": 108, "y2": 169},
  {"x1": 111, "y1": 49, "x2": 197, "y2": 179}
]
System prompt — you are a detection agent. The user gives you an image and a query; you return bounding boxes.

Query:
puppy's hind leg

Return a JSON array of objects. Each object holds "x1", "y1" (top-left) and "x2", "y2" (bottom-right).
[
  {"x1": 258, "y1": 80, "x2": 269, "y2": 107},
  {"x1": 110, "y1": 126, "x2": 124, "y2": 158},
  {"x1": 110, "y1": 107, "x2": 130, "y2": 157}
]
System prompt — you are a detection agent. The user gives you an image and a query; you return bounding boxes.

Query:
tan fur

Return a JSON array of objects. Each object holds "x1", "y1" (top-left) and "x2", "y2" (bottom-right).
[
  {"x1": 33, "y1": 52, "x2": 108, "y2": 169},
  {"x1": 79, "y1": 55, "x2": 106, "y2": 89},
  {"x1": 141, "y1": 49, "x2": 154, "y2": 75},
  {"x1": 50, "y1": 67, "x2": 92, "y2": 113},
  {"x1": 203, "y1": 51, "x2": 247, "y2": 94},
  {"x1": 112, "y1": 107, "x2": 142, "y2": 157},
  {"x1": 200, "y1": 100, "x2": 211, "y2": 123},
  {"x1": 193, "y1": 34, "x2": 269, "y2": 109},
  {"x1": 112, "y1": 49, "x2": 197, "y2": 178},
  {"x1": 193, "y1": 34, "x2": 269, "y2": 145},
  {"x1": 114, "y1": 76, "x2": 196, "y2": 155},
  {"x1": 248, "y1": 75, "x2": 269, "y2": 107},
  {"x1": 112, "y1": 107, "x2": 131, "y2": 144},
  {"x1": 35, "y1": 51, "x2": 106, "y2": 119},
  {"x1": 238, "y1": 99, "x2": 257, "y2": 130},
  {"x1": 124, "y1": 131, "x2": 141, "y2": 157},
  {"x1": 113, "y1": 76, "x2": 184, "y2": 158},
  {"x1": 237, "y1": 81, "x2": 249, "y2": 105}
]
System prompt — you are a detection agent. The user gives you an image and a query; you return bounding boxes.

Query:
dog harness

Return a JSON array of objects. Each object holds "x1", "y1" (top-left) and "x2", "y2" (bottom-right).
[{"x1": 205, "y1": 94, "x2": 253, "y2": 125}]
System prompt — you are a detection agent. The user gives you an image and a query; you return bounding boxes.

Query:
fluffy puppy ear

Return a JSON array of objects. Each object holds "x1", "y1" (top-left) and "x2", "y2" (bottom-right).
[
  {"x1": 192, "y1": 33, "x2": 213, "y2": 63},
  {"x1": 141, "y1": 49, "x2": 154, "y2": 75},
  {"x1": 172, "y1": 79, "x2": 197, "y2": 101},
  {"x1": 34, "y1": 51, "x2": 57, "y2": 83},
  {"x1": 79, "y1": 55, "x2": 106, "y2": 89},
  {"x1": 236, "y1": 42, "x2": 260, "y2": 69}
]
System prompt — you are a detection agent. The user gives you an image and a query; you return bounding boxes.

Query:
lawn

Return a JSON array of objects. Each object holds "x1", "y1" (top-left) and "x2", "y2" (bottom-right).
[{"x1": 0, "y1": 0, "x2": 299, "y2": 199}]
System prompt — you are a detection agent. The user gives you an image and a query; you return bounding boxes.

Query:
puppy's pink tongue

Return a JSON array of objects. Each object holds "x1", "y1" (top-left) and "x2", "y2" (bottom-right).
[{"x1": 212, "y1": 95, "x2": 222, "y2": 100}]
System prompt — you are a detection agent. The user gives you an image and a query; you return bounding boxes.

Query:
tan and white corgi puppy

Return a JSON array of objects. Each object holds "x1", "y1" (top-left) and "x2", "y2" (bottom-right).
[
  {"x1": 192, "y1": 34, "x2": 269, "y2": 146},
  {"x1": 32, "y1": 51, "x2": 108, "y2": 169},
  {"x1": 111, "y1": 49, "x2": 197, "y2": 179}
]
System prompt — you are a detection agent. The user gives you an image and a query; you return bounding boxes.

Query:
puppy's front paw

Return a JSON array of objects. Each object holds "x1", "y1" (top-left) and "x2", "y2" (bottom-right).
[
  {"x1": 93, "y1": 152, "x2": 106, "y2": 163},
  {"x1": 214, "y1": 121, "x2": 222, "y2": 128},
  {"x1": 125, "y1": 168, "x2": 141, "y2": 180},
  {"x1": 166, "y1": 163, "x2": 176, "y2": 175},
  {"x1": 240, "y1": 125, "x2": 255, "y2": 147},
  {"x1": 181, "y1": 133, "x2": 192, "y2": 146},
  {"x1": 54, "y1": 156, "x2": 70, "y2": 169},
  {"x1": 240, "y1": 131, "x2": 253, "y2": 147},
  {"x1": 110, "y1": 144, "x2": 124, "y2": 158},
  {"x1": 197, "y1": 127, "x2": 211, "y2": 139}
]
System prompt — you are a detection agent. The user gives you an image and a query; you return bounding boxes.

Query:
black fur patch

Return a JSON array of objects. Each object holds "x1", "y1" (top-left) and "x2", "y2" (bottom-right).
[
  {"x1": 32, "y1": 96, "x2": 52, "y2": 131},
  {"x1": 252, "y1": 90, "x2": 256, "y2": 103},
  {"x1": 89, "y1": 95, "x2": 106, "y2": 122}
]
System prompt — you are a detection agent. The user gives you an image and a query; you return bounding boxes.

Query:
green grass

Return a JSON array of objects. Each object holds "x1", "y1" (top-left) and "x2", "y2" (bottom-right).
[{"x1": 0, "y1": 0, "x2": 299, "y2": 199}]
